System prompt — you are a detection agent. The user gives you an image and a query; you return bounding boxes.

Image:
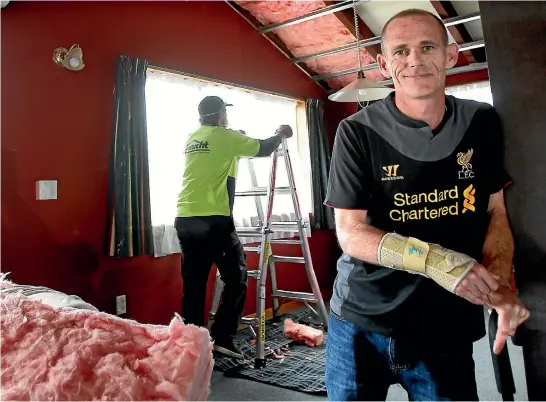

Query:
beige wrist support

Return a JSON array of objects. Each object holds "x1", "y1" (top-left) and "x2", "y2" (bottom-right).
[{"x1": 377, "y1": 233, "x2": 476, "y2": 293}]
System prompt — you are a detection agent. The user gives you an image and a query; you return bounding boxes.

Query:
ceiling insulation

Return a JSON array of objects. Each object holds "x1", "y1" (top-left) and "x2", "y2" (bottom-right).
[{"x1": 235, "y1": 0, "x2": 385, "y2": 90}]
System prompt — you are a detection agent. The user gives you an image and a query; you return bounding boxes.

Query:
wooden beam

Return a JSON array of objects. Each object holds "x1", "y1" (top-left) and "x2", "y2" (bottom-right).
[
  {"x1": 445, "y1": 68, "x2": 489, "y2": 87},
  {"x1": 324, "y1": 1, "x2": 381, "y2": 59},
  {"x1": 224, "y1": 0, "x2": 332, "y2": 92},
  {"x1": 432, "y1": 1, "x2": 487, "y2": 64}
]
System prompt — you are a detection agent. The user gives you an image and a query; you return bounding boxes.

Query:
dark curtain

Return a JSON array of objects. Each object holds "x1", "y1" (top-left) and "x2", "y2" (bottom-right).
[
  {"x1": 106, "y1": 55, "x2": 153, "y2": 258},
  {"x1": 307, "y1": 99, "x2": 335, "y2": 230}
]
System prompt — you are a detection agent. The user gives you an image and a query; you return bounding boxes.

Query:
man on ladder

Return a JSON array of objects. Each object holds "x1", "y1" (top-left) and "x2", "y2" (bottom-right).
[{"x1": 174, "y1": 95, "x2": 293, "y2": 359}]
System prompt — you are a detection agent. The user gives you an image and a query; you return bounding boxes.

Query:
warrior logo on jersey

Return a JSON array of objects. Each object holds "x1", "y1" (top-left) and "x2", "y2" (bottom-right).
[
  {"x1": 457, "y1": 149, "x2": 474, "y2": 179},
  {"x1": 382, "y1": 165, "x2": 404, "y2": 181}
]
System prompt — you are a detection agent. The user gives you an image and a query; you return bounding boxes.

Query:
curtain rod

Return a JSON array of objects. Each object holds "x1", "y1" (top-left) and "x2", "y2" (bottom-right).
[{"x1": 148, "y1": 64, "x2": 306, "y2": 103}]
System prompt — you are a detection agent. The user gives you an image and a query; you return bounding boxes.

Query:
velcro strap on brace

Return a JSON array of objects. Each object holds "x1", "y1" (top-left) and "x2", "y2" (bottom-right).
[
  {"x1": 426, "y1": 245, "x2": 476, "y2": 292},
  {"x1": 378, "y1": 233, "x2": 477, "y2": 293},
  {"x1": 402, "y1": 237, "x2": 429, "y2": 274}
]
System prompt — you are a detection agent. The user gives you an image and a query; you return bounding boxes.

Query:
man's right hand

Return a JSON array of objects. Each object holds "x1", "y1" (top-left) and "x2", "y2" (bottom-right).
[
  {"x1": 454, "y1": 262, "x2": 500, "y2": 305},
  {"x1": 276, "y1": 125, "x2": 293, "y2": 138},
  {"x1": 485, "y1": 287, "x2": 530, "y2": 354}
]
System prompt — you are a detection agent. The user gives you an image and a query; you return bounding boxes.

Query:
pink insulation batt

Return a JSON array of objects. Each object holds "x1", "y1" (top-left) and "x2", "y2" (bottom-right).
[
  {"x1": 283, "y1": 318, "x2": 324, "y2": 347},
  {"x1": 235, "y1": 0, "x2": 385, "y2": 89},
  {"x1": 0, "y1": 291, "x2": 214, "y2": 401}
]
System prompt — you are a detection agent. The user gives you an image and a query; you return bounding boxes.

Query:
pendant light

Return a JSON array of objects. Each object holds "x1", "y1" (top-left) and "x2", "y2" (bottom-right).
[{"x1": 328, "y1": 0, "x2": 393, "y2": 103}]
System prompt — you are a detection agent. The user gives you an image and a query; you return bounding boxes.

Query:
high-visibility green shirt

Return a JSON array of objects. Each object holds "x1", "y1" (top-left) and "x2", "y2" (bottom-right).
[{"x1": 176, "y1": 125, "x2": 260, "y2": 217}]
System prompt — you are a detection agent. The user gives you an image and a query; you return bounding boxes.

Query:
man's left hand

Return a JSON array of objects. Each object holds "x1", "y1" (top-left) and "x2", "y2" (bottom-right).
[{"x1": 484, "y1": 287, "x2": 530, "y2": 354}]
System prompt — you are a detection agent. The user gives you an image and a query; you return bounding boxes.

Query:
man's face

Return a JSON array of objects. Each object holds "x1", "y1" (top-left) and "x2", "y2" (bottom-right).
[{"x1": 377, "y1": 14, "x2": 458, "y2": 99}]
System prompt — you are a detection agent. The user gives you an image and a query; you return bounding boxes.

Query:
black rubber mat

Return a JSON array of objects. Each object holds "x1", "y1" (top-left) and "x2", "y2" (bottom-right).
[{"x1": 213, "y1": 309, "x2": 327, "y2": 394}]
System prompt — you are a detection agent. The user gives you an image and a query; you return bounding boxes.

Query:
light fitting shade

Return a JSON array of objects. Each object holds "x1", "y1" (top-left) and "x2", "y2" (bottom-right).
[{"x1": 328, "y1": 77, "x2": 394, "y2": 102}]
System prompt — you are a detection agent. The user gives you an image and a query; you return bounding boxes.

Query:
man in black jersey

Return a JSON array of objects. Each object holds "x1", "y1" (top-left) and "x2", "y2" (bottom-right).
[{"x1": 324, "y1": 9, "x2": 530, "y2": 401}]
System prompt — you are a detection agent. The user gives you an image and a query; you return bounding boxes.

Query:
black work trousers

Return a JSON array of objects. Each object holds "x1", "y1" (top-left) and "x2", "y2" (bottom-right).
[{"x1": 174, "y1": 215, "x2": 247, "y2": 342}]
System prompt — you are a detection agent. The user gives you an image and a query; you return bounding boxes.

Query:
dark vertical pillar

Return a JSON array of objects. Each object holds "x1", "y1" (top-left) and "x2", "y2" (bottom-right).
[{"x1": 479, "y1": 2, "x2": 546, "y2": 400}]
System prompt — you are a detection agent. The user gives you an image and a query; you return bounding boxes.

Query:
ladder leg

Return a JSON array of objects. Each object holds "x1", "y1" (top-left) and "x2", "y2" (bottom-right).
[
  {"x1": 255, "y1": 150, "x2": 279, "y2": 369},
  {"x1": 282, "y1": 139, "x2": 329, "y2": 328},
  {"x1": 301, "y1": 238, "x2": 329, "y2": 328},
  {"x1": 269, "y1": 260, "x2": 281, "y2": 321},
  {"x1": 207, "y1": 270, "x2": 224, "y2": 331},
  {"x1": 254, "y1": 243, "x2": 270, "y2": 369}
]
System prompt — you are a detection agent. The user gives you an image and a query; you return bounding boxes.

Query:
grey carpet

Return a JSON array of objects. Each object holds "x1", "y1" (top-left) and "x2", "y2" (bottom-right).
[
  {"x1": 208, "y1": 316, "x2": 529, "y2": 401},
  {"x1": 223, "y1": 333, "x2": 328, "y2": 394},
  {"x1": 213, "y1": 310, "x2": 312, "y2": 373}
]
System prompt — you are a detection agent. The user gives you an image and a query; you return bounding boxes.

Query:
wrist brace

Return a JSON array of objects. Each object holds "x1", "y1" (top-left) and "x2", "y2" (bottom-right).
[{"x1": 377, "y1": 233, "x2": 476, "y2": 293}]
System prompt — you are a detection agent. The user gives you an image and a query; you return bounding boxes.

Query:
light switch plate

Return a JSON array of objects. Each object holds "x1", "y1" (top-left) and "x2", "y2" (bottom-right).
[
  {"x1": 116, "y1": 295, "x2": 127, "y2": 315},
  {"x1": 36, "y1": 180, "x2": 58, "y2": 200}
]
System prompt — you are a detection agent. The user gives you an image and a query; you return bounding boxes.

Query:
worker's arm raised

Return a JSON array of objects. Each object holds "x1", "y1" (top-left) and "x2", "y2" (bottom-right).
[
  {"x1": 255, "y1": 125, "x2": 293, "y2": 157},
  {"x1": 229, "y1": 125, "x2": 293, "y2": 158}
]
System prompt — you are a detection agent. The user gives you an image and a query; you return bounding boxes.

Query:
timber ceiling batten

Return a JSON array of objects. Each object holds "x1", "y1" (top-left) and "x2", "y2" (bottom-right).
[
  {"x1": 233, "y1": 0, "x2": 383, "y2": 91},
  {"x1": 431, "y1": 1, "x2": 486, "y2": 65},
  {"x1": 228, "y1": 0, "x2": 488, "y2": 93}
]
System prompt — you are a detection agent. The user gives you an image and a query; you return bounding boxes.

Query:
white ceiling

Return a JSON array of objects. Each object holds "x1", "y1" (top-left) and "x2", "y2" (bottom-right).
[
  {"x1": 356, "y1": 0, "x2": 483, "y2": 43},
  {"x1": 451, "y1": 1, "x2": 484, "y2": 40}
]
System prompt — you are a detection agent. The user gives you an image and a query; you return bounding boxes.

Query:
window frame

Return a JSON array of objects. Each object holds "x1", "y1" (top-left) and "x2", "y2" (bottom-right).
[{"x1": 144, "y1": 65, "x2": 314, "y2": 253}]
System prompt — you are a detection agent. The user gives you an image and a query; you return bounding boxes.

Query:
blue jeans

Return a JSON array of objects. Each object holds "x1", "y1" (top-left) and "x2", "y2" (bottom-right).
[{"x1": 326, "y1": 312, "x2": 479, "y2": 401}]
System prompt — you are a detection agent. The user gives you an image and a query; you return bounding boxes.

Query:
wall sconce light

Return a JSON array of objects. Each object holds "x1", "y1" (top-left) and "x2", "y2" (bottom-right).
[{"x1": 53, "y1": 44, "x2": 85, "y2": 71}]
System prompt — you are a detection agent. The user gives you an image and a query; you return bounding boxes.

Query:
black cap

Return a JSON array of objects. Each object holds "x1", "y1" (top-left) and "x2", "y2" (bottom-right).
[{"x1": 198, "y1": 96, "x2": 233, "y2": 117}]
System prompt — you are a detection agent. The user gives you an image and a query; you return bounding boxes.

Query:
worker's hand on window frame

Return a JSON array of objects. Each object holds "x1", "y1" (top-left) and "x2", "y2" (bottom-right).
[{"x1": 276, "y1": 125, "x2": 293, "y2": 139}]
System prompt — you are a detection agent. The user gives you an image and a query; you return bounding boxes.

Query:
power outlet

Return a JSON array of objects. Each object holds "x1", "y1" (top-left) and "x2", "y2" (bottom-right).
[{"x1": 115, "y1": 295, "x2": 127, "y2": 316}]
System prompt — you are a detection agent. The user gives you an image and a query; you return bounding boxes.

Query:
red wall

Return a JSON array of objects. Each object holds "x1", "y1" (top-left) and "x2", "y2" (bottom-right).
[{"x1": 1, "y1": 1, "x2": 343, "y2": 325}]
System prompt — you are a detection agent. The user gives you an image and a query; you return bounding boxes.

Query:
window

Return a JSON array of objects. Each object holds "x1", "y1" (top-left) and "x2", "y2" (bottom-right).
[
  {"x1": 446, "y1": 80, "x2": 494, "y2": 105},
  {"x1": 145, "y1": 69, "x2": 312, "y2": 256}
]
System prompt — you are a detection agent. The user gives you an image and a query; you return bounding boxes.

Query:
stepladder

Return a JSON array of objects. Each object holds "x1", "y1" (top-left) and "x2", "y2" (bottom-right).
[{"x1": 208, "y1": 137, "x2": 329, "y2": 369}]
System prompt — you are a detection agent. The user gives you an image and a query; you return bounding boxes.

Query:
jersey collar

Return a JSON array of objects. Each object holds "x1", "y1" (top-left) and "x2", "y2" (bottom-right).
[{"x1": 383, "y1": 92, "x2": 453, "y2": 133}]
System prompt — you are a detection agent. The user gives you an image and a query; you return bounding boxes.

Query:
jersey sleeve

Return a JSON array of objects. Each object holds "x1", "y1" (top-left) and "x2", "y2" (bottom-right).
[
  {"x1": 486, "y1": 108, "x2": 513, "y2": 194},
  {"x1": 226, "y1": 129, "x2": 260, "y2": 157},
  {"x1": 324, "y1": 120, "x2": 373, "y2": 210}
]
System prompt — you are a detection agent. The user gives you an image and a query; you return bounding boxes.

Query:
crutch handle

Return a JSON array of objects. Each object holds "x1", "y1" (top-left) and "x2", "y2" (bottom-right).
[{"x1": 488, "y1": 309, "x2": 516, "y2": 401}]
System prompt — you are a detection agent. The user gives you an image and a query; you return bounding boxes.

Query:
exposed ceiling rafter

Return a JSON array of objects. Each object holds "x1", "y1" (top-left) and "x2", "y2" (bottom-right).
[
  {"x1": 258, "y1": 0, "x2": 370, "y2": 34},
  {"x1": 432, "y1": 1, "x2": 487, "y2": 63},
  {"x1": 323, "y1": 0, "x2": 382, "y2": 58},
  {"x1": 226, "y1": 1, "x2": 489, "y2": 93},
  {"x1": 294, "y1": 11, "x2": 482, "y2": 65},
  {"x1": 224, "y1": 0, "x2": 332, "y2": 92}
]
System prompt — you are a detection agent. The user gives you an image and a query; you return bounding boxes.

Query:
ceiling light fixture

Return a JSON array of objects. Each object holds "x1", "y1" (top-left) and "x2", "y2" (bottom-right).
[
  {"x1": 328, "y1": 0, "x2": 393, "y2": 103},
  {"x1": 53, "y1": 44, "x2": 85, "y2": 71}
]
